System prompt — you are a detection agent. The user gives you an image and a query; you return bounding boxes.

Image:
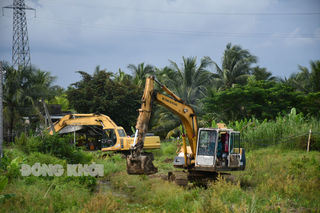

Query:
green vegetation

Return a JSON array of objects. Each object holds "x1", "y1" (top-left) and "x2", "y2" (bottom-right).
[
  {"x1": 1, "y1": 43, "x2": 319, "y2": 212},
  {"x1": 66, "y1": 66, "x2": 142, "y2": 132},
  {"x1": 2, "y1": 43, "x2": 320, "y2": 140},
  {"x1": 227, "y1": 108, "x2": 320, "y2": 150},
  {"x1": 1, "y1": 117, "x2": 319, "y2": 212}
]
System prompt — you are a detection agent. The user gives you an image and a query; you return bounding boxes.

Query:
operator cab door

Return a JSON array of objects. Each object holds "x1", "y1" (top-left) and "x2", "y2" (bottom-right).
[
  {"x1": 228, "y1": 131, "x2": 241, "y2": 168},
  {"x1": 195, "y1": 129, "x2": 218, "y2": 168},
  {"x1": 101, "y1": 129, "x2": 117, "y2": 148}
]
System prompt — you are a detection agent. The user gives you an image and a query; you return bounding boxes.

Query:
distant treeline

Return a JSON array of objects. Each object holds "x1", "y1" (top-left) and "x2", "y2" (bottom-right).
[{"x1": 2, "y1": 43, "x2": 320, "y2": 141}]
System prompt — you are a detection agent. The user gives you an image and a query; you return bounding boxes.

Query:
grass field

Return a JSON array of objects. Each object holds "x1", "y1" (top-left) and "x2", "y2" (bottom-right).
[{"x1": 1, "y1": 141, "x2": 319, "y2": 213}]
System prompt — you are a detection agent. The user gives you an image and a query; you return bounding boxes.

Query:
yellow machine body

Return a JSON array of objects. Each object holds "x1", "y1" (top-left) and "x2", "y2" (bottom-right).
[{"x1": 49, "y1": 113, "x2": 160, "y2": 151}]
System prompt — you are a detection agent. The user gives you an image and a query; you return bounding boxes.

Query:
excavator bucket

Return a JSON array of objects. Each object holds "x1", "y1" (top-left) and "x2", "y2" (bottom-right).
[{"x1": 126, "y1": 152, "x2": 158, "y2": 175}]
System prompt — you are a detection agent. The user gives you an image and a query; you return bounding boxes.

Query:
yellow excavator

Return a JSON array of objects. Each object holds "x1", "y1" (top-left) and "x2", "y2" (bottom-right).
[
  {"x1": 49, "y1": 113, "x2": 160, "y2": 152},
  {"x1": 126, "y1": 76, "x2": 246, "y2": 184}
]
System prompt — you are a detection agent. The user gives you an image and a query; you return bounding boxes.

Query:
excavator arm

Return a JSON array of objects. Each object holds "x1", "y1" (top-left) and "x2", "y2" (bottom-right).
[
  {"x1": 155, "y1": 92, "x2": 198, "y2": 155},
  {"x1": 49, "y1": 114, "x2": 118, "y2": 135},
  {"x1": 127, "y1": 76, "x2": 198, "y2": 175}
]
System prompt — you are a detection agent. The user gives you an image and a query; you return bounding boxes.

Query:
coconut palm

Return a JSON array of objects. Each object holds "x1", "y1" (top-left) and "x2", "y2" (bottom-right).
[
  {"x1": 151, "y1": 56, "x2": 213, "y2": 138},
  {"x1": 3, "y1": 65, "x2": 56, "y2": 141},
  {"x1": 167, "y1": 56, "x2": 213, "y2": 109},
  {"x1": 287, "y1": 60, "x2": 320, "y2": 93},
  {"x1": 213, "y1": 43, "x2": 257, "y2": 89},
  {"x1": 115, "y1": 68, "x2": 132, "y2": 83},
  {"x1": 251, "y1": 66, "x2": 278, "y2": 81},
  {"x1": 127, "y1": 63, "x2": 154, "y2": 87}
]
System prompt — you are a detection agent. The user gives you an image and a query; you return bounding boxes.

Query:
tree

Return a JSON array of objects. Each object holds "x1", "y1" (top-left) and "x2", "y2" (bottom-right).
[
  {"x1": 3, "y1": 65, "x2": 56, "y2": 141},
  {"x1": 309, "y1": 60, "x2": 320, "y2": 92},
  {"x1": 212, "y1": 43, "x2": 257, "y2": 89},
  {"x1": 127, "y1": 63, "x2": 154, "y2": 87},
  {"x1": 251, "y1": 66, "x2": 277, "y2": 81},
  {"x1": 288, "y1": 60, "x2": 320, "y2": 93},
  {"x1": 67, "y1": 66, "x2": 141, "y2": 132},
  {"x1": 167, "y1": 56, "x2": 213, "y2": 110},
  {"x1": 114, "y1": 68, "x2": 132, "y2": 83},
  {"x1": 152, "y1": 56, "x2": 213, "y2": 138},
  {"x1": 203, "y1": 80, "x2": 320, "y2": 122}
]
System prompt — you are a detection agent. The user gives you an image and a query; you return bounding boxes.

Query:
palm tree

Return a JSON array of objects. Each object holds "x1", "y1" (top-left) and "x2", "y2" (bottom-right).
[
  {"x1": 309, "y1": 60, "x2": 320, "y2": 92},
  {"x1": 213, "y1": 43, "x2": 257, "y2": 89},
  {"x1": 287, "y1": 60, "x2": 320, "y2": 93},
  {"x1": 251, "y1": 66, "x2": 277, "y2": 81},
  {"x1": 127, "y1": 63, "x2": 154, "y2": 87},
  {"x1": 167, "y1": 56, "x2": 213, "y2": 109},
  {"x1": 154, "y1": 66, "x2": 176, "y2": 85},
  {"x1": 115, "y1": 68, "x2": 132, "y2": 83},
  {"x1": 151, "y1": 56, "x2": 213, "y2": 138},
  {"x1": 3, "y1": 65, "x2": 56, "y2": 141},
  {"x1": 3, "y1": 66, "x2": 24, "y2": 142}
]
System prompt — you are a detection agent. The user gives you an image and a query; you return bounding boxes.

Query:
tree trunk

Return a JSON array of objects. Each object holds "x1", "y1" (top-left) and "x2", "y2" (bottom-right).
[{"x1": 9, "y1": 108, "x2": 14, "y2": 142}]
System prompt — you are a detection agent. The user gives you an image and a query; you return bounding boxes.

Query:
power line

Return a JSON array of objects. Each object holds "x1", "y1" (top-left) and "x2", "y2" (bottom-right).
[
  {"x1": 99, "y1": 6, "x2": 320, "y2": 16},
  {"x1": 23, "y1": 2, "x2": 320, "y2": 16},
  {"x1": 31, "y1": 17, "x2": 320, "y2": 39},
  {"x1": 1, "y1": 10, "x2": 319, "y2": 39}
]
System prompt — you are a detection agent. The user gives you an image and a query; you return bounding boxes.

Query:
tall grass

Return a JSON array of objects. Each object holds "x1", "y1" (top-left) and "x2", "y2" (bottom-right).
[
  {"x1": 1, "y1": 120, "x2": 320, "y2": 212},
  {"x1": 228, "y1": 109, "x2": 320, "y2": 150}
]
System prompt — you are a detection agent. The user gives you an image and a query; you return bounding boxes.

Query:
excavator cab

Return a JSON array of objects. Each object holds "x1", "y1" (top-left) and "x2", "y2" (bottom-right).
[
  {"x1": 195, "y1": 128, "x2": 245, "y2": 171},
  {"x1": 101, "y1": 129, "x2": 117, "y2": 148},
  {"x1": 195, "y1": 129, "x2": 217, "y2": 168}
]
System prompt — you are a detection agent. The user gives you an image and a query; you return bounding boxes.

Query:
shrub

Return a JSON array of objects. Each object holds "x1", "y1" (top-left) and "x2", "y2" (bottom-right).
[
  {"x1": 6, "y1": 157, "x2": 23, "y2": 181},
  {"x1": 25, "y1": 152, "x2": 66, "y2": 166},
  {"x1": 228, "y1": 111, "x2": 320, "y2": 150},
  {"x1": 15, "y1": 133, "x2": 93, "y2": 164},
  {"x1": 38, "y1": 134, "x2": 93, "y2": 164}
]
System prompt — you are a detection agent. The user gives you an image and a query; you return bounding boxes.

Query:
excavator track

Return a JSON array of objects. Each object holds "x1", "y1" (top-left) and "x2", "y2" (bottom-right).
[
  {"x1": 167, "y1": 170, "x2": 234, "y2": 187},
  {"x1": 168, "y1": 171, "x2": 189, "y2": 186}
]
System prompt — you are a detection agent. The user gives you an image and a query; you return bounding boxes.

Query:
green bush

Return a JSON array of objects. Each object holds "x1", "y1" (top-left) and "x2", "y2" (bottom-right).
[
  {"x1": 15, "y1": 132, "x2": 28, "y2": 148},
  {"x1": 39, "y1": 134, "x2": 93, "y2": 164},
  {"x1": 25, "y1": 152, "x2": 66, "y2": 166},
  {"x1": 15, "y1": 133, "x2": 93, "y2": 164},
  {"x1": 6, "y1": 157, "x2": 23, "y2": 181}
]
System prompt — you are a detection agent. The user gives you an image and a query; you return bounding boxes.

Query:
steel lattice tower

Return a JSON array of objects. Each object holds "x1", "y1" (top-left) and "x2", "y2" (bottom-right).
[{"x1": 3, "y1": 0, "x2": 35, "y2": 69}]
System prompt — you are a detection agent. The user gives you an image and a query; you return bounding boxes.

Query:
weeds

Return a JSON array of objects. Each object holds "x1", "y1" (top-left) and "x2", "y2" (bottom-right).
[
  {"x1": 1, "y1": 116, "x2": 320, "y2": 212},
  {"x1": 228, "y1": 110, "x2": 320, "y2": 150}
]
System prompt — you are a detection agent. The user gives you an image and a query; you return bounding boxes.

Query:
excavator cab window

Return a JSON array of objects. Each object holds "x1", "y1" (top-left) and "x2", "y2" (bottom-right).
[
  {"x1": 197, "y1": 130, "x2": 217, "y2": 156},
  {"x1": 103, "y1": 129, "x2": 117, "y2": 147},
  {"x1": 230, "y1": 132, "x2": 240, "y2": 154},
  {"x1": 117, "y1": 129, "x2": 126, "y2": 137}
]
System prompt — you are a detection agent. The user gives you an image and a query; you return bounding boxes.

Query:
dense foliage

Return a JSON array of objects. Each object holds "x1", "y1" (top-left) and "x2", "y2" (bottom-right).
[
  {"x1": 2, "y1": 65, "x2": 59, "y2": 141},
  {"x1": 1, "y1": 41, "x2": 319, "y2": 212},
  {"x1": 2, "y1": 43, "x2": 319, "y2": 139},
  {"x1": 66, "y1": 66, "x2": 142, "y2": 132},
  {"x1": 204, "y1": 80, "x2": 320, "y2": 122}
]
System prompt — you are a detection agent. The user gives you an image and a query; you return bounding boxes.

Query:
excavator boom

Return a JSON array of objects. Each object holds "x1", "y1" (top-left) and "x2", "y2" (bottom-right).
[{"x1": 126, "y1": 76, "x2": 198, "y2": 175}]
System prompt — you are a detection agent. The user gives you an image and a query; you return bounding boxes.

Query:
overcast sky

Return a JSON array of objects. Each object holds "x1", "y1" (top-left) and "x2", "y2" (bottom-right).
[{"x1": 0, "y1": 0, "x2": 319, "y2": 88}]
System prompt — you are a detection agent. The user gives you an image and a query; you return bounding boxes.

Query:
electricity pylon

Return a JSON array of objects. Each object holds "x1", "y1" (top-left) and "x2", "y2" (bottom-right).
[{"x1": 3, "y1": 0, "x2": 35, "y2": 69}]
